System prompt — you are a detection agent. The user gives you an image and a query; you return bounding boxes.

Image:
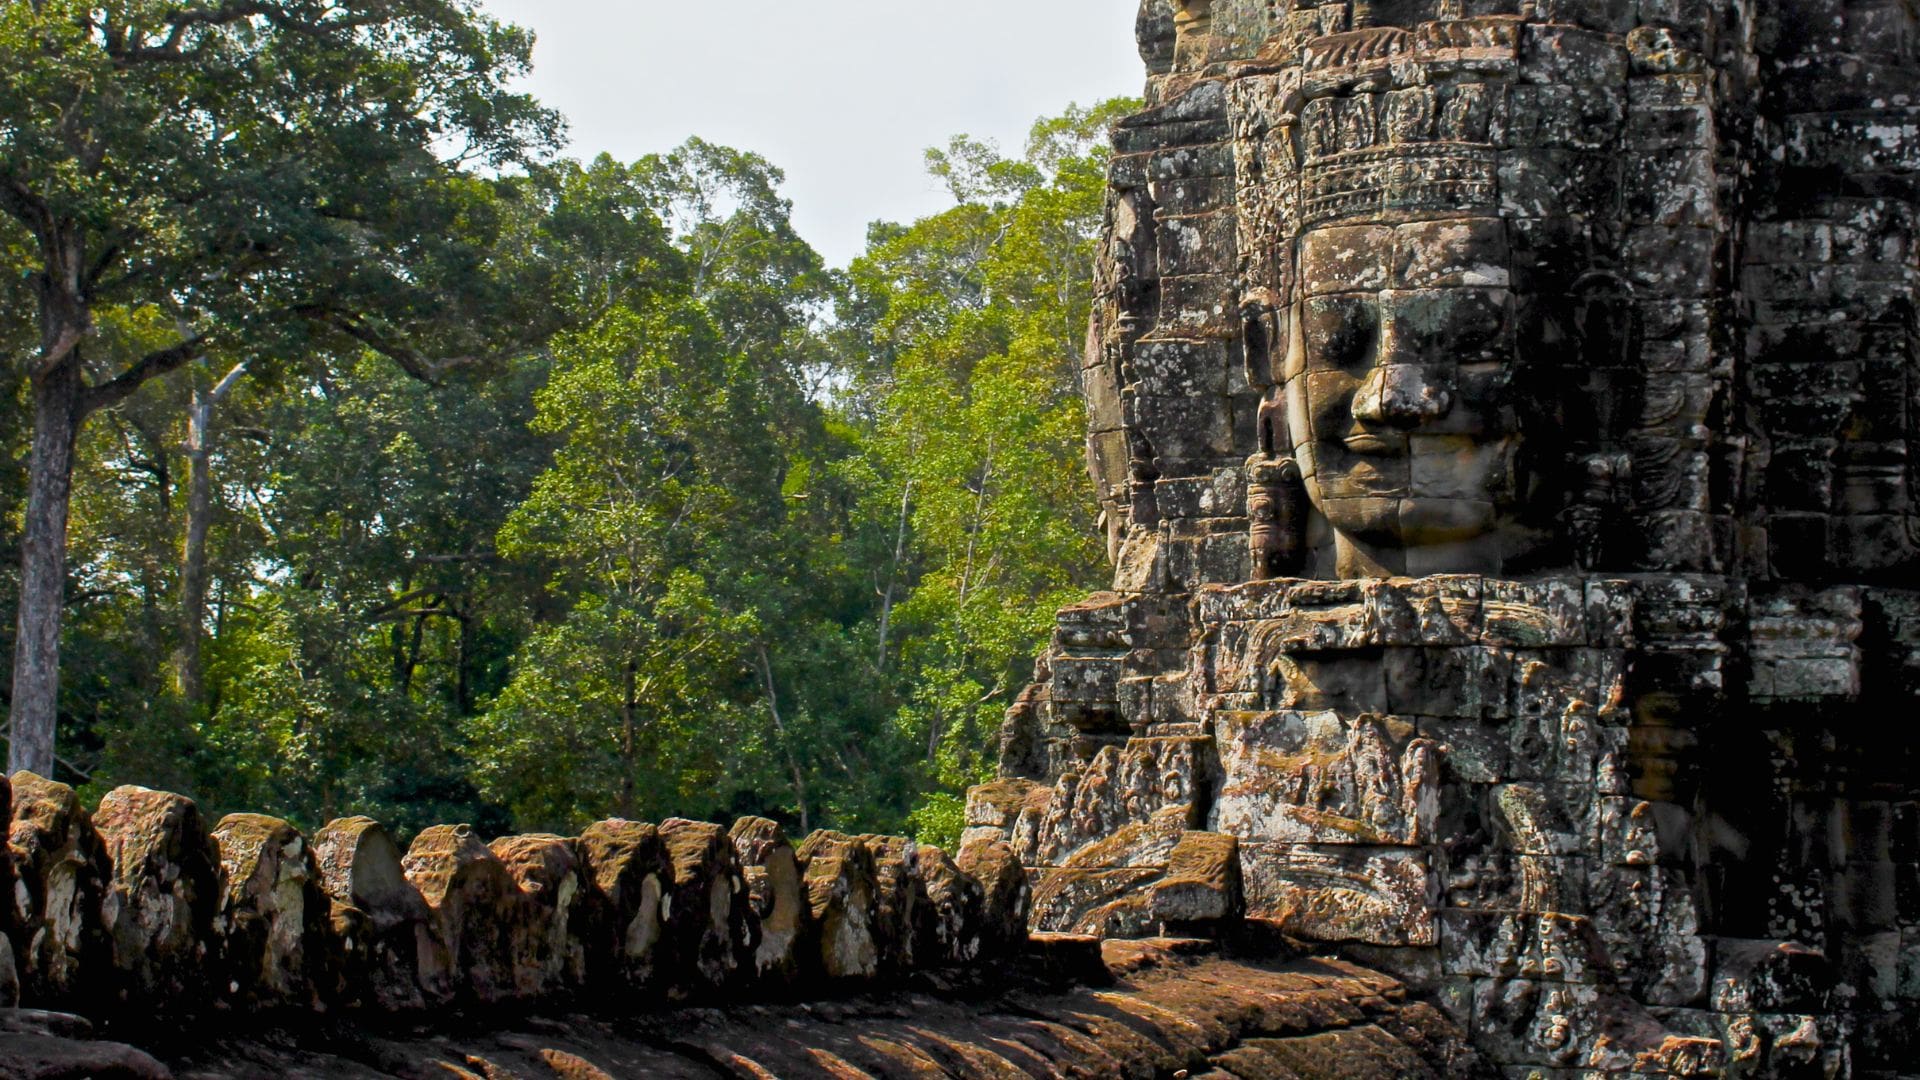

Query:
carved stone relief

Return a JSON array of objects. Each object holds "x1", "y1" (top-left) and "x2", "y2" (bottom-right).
[{"x1": 970, "y1": 0, "x2": 1920, "y2": 1073}]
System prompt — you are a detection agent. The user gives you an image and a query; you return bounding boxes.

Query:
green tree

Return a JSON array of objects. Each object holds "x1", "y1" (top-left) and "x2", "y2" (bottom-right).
[
  {"x1": 470, "y1": 142, "x2": 889, "y2": 834},
  {"x1": 474, "y1": 300, "x2": 757, "y2": 829},
  {"x1": 838, "y1": 101, "x2": 1135, "y2": 843},
  {"x1": 187, "y1": 348, "x2": 553, "y2": 830},
  {"x1": 0, "y1": 0, "x2": 558, "y2": 776}
]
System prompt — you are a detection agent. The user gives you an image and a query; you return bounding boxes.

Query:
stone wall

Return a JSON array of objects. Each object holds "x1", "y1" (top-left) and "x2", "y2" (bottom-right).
[
  {"x1": 970, "y1": 0, "x2": 1920, "y2": 1076},
  {"x1": 0, "y1": 772, "x2": 1028, "y2": 1024}
]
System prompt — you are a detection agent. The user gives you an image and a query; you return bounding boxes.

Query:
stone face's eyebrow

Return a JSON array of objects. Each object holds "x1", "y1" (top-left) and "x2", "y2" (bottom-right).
[
  {"x1": 1391, "y1": 217, "x2": 1511, "y2": 290},
  {"x1": 1301, "y1": 225, "x2": 1393, "y2": 295}
]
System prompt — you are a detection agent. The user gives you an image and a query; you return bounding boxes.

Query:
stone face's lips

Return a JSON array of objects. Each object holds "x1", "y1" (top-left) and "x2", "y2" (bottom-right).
[{"x1": 1342, "y1": 431, "x2": 1404, "y2": 454}]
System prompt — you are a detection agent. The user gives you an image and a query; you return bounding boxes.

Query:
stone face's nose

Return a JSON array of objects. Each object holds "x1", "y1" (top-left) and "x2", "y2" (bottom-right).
[{"x1": 1352, "y1": 362, "x2": 1453, "y2": 425}]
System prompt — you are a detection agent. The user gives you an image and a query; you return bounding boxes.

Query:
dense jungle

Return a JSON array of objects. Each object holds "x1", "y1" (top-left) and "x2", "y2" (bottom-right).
[{"x1": 0, "y1": 0, "x2": 1133, "y2": 848}]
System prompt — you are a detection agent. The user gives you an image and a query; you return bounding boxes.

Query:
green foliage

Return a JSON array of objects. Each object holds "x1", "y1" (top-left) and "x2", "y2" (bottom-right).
[
  {"x1": 843, "y1": 103, "x2": 1132, "y2": 821},
  {"x1": 908, "y1": 792, "x2": 968, "y2": 851},
  {"x1": 0, "y1": 0, "x2": 562, "y2": 363},
  {"x1": 478, "y1": 299, "x2": 755, "y2": 829},
  {"x1": 10, "y1": 92, "x2": 1136, "y2": 847},
  {"x1": 0, "y1": 0, "x2": 570, "y2": 782}
]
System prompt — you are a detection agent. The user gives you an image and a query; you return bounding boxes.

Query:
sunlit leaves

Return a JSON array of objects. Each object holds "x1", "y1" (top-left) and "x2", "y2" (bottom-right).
[{"x1": 839, "y1": 100, "x2": 1137, "y2": 826}]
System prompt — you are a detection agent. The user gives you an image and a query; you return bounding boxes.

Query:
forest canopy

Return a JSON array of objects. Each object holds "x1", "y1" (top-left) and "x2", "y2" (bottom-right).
[{"x1": 0, "y1": 1, "x2": 1133, "y2": 846}]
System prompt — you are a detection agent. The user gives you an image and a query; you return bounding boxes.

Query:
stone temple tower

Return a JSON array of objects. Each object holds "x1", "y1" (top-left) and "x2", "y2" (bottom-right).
[{"x1": 964, "y1": 0, "x2": 1920, "y2": 1073}]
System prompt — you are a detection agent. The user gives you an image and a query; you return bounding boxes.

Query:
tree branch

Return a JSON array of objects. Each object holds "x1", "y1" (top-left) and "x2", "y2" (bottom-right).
[
  {"x1": 368, "y1": 608, "x2": 453, "y2": 625},
  {"x1": 0, "y1": 173, "x2": 51, "y2": 237},
  {"x1": 83, "y1": 335, "x2": 209, "y2": 414},
  {"x1": 305, "y1": 310, "x2": 482, "y2": 386},
  {"x1": 365, "y1": 589, "x2": 440, "y2": 621},
  {"x1": 0, "y1": 722, "x2": 94, "y2": 783},
  {"x1": 36, "y1": 325, "x2": 86, "y2": 376}
]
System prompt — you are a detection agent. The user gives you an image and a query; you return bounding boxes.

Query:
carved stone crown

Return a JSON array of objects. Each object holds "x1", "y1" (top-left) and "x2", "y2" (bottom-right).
[
  {"x1": 1289, "y1": 17, "x2": 1529, "y2": 224},
  {"x1": 1300, "y1": 138, "x2": 1496, "y2": 225}
]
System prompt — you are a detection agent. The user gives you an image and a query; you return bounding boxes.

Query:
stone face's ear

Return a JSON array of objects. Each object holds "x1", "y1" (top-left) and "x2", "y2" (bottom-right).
[
  {"x1": 1279, "y1": 299, "x2": 1307, "y2": 384},
  {"x1": 1240, "y1": 290, "x2": 1286, "y2": 390},
  {"x1": 1136, "y1": 0, "x2": 1177, "y2": 75},
  {"x1": 1170, "y1": 0, "x2": 1214, "y2": 69},
  {"x1": 1256, "y1": 386, "x2": 1285, "y2": 458}
]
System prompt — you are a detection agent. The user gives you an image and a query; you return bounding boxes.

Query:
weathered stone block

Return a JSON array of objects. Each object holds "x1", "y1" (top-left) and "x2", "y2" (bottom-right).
[
  {"x1": 312, "y1": 816, "x2": 441, "y2": 1009},
  {"x1": 1131, "y1": 337, "x2": 1231, "y2": 399},
  {"x1": 490, "y1": 833, "x2": 587, "y2": 995},
  {"x1": 1438, "y1": 910, "x2": 1601, "y2": 983},
  {"x1": 1156, "y1": 212, "x2": 1238, "y2": 276},
  {"x1": 915, "y1": 843, "x2": 984, "y2": 965},
  {"x1": 656, "y1": 818, "x2": 752, "y2": 993},
  {"x1": 1030, "y1": 867, "x2": 1160, "y2": 937},
  {"x1": 576, "y1": 819, "x2": 668, "y2": 991},
  {"x1": 1480, "y1": 578, "x2": 1586, "y2": 647},
  {"x1": 1034, "y1": 742, "x2": 1206, "y2": 864},
  {"x1": 955, "y1": 836, "x2": 1027, "y2": 955},
  {"x1": 1707, "y1": 938, "x2": 1833, "y2": 1014},
  {"x1": 795, "y1": 830, "x2": 878, "y2": 980},
  {"x1": 211, "y1": 814, "x2": 325, "y2": 1008},
  {"x1": 1624, "y1": 225, "x2": 1718, "y2": 296},
  {"x1": 1301, "y1": 225, "x2": 1391, "y2": 294},
  {"x1": 93, "y1": 787, "x2": 220, "y2": 1009},
  {"x1": 6, "y1": 773, "x2": 109, "y2": 1012},
  {"x1": 1214, "y1": 710, "x2": 1436, "y2": 845},
  {"x1": 1238, "y1": 843, "x2": 1436, "y2": 946},
  {"x1": 1498, "y1": 149, "x2": 1622, "y2": 219},
  {"x1": 1155, "y1": 275, "x2": 1241, "y2": 337},
  {"x1": 1468, "y1": 977, "x2": 1634, "y2": 1071},
  {"x1": 1127, "y1": 390, "x2": 1235, "y2": 466},
  {"x1": 729, "y1": 818, "x2": 805, "y2": 983},
  {"x1": 401, "y1": 824, "x2": 527, "y2": 1005},
  {"x1": 856, "y1": 834, "x2": 923, "y2": 976},
  {"x1": 1149, "y1": 831, "x2": 1243, "y2": 930},
  {"x1": 1390, "y1": 646, "x2": 1513, "y2": 720}
]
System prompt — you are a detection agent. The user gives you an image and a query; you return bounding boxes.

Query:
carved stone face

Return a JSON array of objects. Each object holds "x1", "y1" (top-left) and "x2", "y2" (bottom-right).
[{"x1": 1284, "y1": 216, "x2": 1532, "y2": 573}]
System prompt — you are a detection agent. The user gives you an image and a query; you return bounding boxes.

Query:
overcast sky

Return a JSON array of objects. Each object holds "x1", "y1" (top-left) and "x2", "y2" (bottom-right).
[{"x1": 480, "y1": 1, "x2": 1145, "y2": 268}]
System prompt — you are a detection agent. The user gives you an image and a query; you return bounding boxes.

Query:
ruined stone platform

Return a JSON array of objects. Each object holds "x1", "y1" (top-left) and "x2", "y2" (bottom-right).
[{"x1": 2, "y1": 938, "x2": 1475, "y2": 1079}]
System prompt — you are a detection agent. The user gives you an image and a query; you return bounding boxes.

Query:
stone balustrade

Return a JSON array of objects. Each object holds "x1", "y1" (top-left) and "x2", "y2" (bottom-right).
[{"x1": 0, "y1": 772, "x2": 1028, "y2": 1021}]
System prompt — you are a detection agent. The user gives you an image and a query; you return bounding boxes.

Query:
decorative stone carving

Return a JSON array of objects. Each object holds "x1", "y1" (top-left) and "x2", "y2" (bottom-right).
[{"x1": 977, "y1": 1, "x2": 1920, "y2": 1073}]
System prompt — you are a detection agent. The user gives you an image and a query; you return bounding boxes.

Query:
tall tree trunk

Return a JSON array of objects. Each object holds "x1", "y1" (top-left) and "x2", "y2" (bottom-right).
[
  {"x1": 454, "y1": 612, "x2": 472, "y2": 714},
  {"x1": 174, "y1": 443, "x2": 213, "y2": 704},
  {"x1": 619, "y1": 661, "x2": 638, "y2": 819},
  {"x1": 173, "y1": 361, "x2": 247, "y2": 708},
  {"x1": 9, "y1": 359, "x2": 84, "y2": 778},
  {"x1": 755, "y1": 643, "x2": 810, "y2": 834},
  {"x1": 874, "y1": 479, "x2": 911, "y2": 674}
]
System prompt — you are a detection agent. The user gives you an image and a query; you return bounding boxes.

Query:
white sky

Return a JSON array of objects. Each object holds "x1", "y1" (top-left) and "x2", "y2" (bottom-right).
[{"x1": 480, "y1": 1, "x2": 1145, "y2": 268}]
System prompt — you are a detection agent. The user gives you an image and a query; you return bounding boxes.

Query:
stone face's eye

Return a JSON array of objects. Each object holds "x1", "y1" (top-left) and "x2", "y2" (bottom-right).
[
  {"x1": 1388, "y1": 289, "x2": 1509, "y2": 365},
  {"x1": 1303, "y1": 295, "x2": 1377, "y2": 373}
]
